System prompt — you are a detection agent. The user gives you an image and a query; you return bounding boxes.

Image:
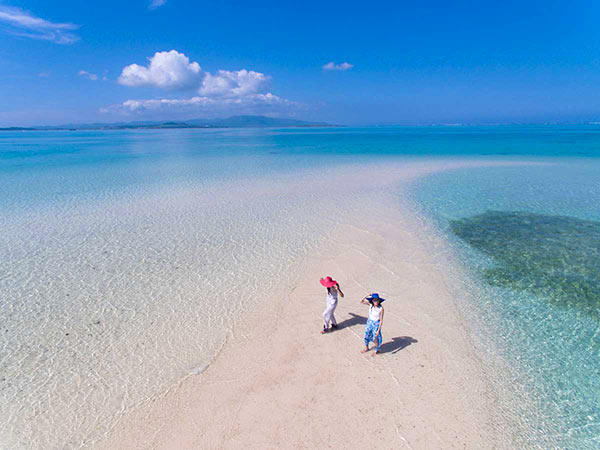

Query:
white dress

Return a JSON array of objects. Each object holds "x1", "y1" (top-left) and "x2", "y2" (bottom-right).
[{"x1": 322, "y1": 289, "x2": 338, "y2": 328}]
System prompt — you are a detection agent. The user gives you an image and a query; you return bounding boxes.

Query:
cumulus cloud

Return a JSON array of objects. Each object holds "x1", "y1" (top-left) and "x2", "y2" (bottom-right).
[
  {"x1": 199, "y1": 70, "x2": 269, "y2": 97},
  {"x1": 78, "y1": 70, "x2": 98, "y2": 81},
  {"x1": 111, "y1": 49, "x2": 296, "y2": 117},
  {"x1": 149, "y1": 0, "x2": 166, "y2": 9},
  {"x1": 0, "y1": 5, "x2": 79, "y2": 44},
  {"x1": 118, "y1": 50, "x2": 202, "y2": 90},
  {"x1": 118, "y1": 51, "x2": 273, "y2": 97},
  {"x1": 322, "y1": 61, "x2": 354, "y2": 71}
]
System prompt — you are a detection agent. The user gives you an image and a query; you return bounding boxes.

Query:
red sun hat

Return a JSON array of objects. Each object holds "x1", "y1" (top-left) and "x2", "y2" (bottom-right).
[{"x1": 320, "y1": 276, "x2": 338, "y2": 288}]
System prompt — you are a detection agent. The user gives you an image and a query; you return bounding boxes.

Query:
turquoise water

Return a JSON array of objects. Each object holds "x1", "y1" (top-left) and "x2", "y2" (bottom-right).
[
  {"x1": 1, "y1": 126, "x2": 600, "y2": 448},
  {"x1": 3, "y1": 125, "x2": 600, "y2": 216},
  {"x1": 413, "y1": 161, "x2": 600, "y2": 449}
]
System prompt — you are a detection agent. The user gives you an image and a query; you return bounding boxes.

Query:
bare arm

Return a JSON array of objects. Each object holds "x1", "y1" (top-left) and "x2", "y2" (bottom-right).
[
  {"x1": 360, "y1": 295, "x2": 370, "y2": 305},
  {"x1": 337, "y1": 284, "x2": 344, "y2": 298}
]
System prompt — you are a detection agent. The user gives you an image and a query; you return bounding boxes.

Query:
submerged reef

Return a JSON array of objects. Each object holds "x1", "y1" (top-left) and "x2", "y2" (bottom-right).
[{"x1": 450, "y1": 211, "x2": 600, "y2": 318}]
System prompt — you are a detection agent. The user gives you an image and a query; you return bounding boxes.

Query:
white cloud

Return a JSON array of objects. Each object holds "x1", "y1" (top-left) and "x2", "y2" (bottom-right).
[
  {"x1": 149, "y1": 0, "x2": 166, "y2": 9},
  {"x1": 78, "y1": 70, "x2": 98, "y2": 81},
  {"x1": 111, "y1": 49, "x2": 296, "y2": 117},
  {"x1": 322, "y1": 61, "x2": 354, "y2": 71},
  {"x1": 118, "y1": 50, "x2": 202, "y2": 90},
  {"x1": 200, "y1": 69, "x2": 269, "y2": 97},
  {"x1": 102, "y1": 93, "x2": 297, "y2": 118},
  {"x1": 0, "y1": 5, "x2": 79, "y2": 44},
  {"x1": 123, "y1": 93, "x2": 292, "y2": 111}
]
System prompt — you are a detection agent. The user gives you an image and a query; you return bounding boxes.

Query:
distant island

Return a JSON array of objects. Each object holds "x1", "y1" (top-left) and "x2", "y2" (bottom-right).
[{"x1": 0, "y1": 115, "x2": 333, "y2": 131}]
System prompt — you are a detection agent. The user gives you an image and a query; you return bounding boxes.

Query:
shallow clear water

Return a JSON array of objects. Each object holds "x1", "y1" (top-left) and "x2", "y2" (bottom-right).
[
  {"x1": 0, "y1": 129, "x2": 353, "y2": 449},
  {"x1": 451, "y1": 210, "x2": 600, "y2": 319},
  {"x1": 1, "y1": 126, "x2": 600, "y2": 449},
  {"x1": 412, "y1": 161, "x2": 600, "y2": 449}
]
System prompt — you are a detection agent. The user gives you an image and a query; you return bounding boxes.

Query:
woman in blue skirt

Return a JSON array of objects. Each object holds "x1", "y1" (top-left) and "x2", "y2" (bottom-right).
[{"x1": 360, "y1": 293, "x2": 385, "y2": 354}]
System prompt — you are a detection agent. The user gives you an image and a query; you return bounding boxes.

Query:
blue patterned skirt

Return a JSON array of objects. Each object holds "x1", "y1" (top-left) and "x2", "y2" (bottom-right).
[{"x1": 364, "y1": 319, "x2": 382, "y2": 351}]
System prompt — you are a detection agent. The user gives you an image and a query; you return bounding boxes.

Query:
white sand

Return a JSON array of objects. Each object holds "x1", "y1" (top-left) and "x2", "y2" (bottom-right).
[{"x1": 96, "y1": 161, "x2": 526, "y2": 449}]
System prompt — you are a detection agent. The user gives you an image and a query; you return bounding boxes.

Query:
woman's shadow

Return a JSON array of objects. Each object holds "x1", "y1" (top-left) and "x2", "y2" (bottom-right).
[
  {"x1": 336, "y1": 313, "x2": 418, "y2": 354},
  {"x1": 378, "y1": 336, "x2": 418, "y2": 354},
  {"x1": 335, "y1": 312, "x2": 367, "y2": 330}
]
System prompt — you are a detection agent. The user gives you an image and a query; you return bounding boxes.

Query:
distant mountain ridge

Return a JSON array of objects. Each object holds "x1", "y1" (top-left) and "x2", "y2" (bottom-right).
[{"x1": 1, "y1": 115, "x2": 332, "y2": 131}]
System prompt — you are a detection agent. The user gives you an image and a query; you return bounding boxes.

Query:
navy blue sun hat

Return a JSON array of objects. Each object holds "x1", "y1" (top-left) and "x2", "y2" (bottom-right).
[{"x1": 367, "y1": 293, "x2": 386, "y2": 304}]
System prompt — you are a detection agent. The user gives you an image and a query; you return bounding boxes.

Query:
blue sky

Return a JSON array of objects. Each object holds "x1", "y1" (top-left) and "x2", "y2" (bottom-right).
[{"x1": 1, "y1": 0, "x2": 600, "y2": 126}]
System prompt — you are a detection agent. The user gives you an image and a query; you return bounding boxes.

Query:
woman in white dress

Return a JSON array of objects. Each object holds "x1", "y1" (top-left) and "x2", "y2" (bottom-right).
[{"x1": 319, "y1": 276, "x2": 344, "y2": 334}]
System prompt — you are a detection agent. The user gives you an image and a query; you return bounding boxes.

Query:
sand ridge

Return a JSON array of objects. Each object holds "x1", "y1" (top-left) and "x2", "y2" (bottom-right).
[{"x1": 96, "y1": 161, "x2": 527, "y2": 449}]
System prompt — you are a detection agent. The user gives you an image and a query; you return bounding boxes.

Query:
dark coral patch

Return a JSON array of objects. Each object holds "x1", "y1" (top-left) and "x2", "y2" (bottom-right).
[{"x1": 450, "y1": 211, "x2": 600, "y2": 318}]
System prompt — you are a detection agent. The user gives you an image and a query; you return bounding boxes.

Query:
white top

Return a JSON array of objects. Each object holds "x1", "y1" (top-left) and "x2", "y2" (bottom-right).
[
  {"x1": 326, "y1": 289, "x2": 338, "y2": 305},
  {"x1": 369, "y1": 305, "x2": 382, "y2": 321}
]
